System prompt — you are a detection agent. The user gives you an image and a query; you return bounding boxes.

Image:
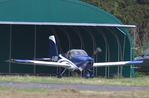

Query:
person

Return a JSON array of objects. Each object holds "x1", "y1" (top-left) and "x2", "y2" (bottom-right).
[{"x1": 93, "y1": 47, "x2": 102, "y2": 57}]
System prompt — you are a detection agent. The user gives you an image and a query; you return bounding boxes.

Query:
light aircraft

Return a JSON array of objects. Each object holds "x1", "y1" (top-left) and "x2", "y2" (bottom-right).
[
  {"x1": 135, "y1": 48, "x2": 149, "y2": 73},
  {"x1": 7, "y1": 35, "x2": 143, "y2": 78}
]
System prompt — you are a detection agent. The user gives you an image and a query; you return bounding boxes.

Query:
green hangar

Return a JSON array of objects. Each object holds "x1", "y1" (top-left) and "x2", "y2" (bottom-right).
[{"x1": 0, "y1": 0, "x2": 135, "y2": 77}]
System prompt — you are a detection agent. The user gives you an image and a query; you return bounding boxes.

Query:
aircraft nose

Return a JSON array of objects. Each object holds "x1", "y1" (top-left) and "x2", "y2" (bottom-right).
[
  {"x1": 86, "y1": 60, "x2": 94, "y2": 69},
  {"x1": 80, "y1": 59, "x2": 94, "y2": 70}
]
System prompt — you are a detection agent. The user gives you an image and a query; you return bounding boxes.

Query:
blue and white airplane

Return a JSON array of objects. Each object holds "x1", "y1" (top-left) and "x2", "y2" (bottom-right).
[{"x1": 8, "y1": 35, "x2": 143, "y2": 78}]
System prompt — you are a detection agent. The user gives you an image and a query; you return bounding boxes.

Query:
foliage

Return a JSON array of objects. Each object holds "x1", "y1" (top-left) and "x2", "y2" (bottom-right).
[
  {"x1": 82, "y1": 0, "x2": 149, "y2": 24},
  {"x1": 82, "y1": 0, "x2": 149, "y2": 56}
]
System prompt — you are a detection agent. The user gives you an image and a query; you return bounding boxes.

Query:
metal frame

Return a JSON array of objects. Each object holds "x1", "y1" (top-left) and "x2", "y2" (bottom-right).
[{"x1": 0, "y1": 21, "x2": 136, "y2": 28}]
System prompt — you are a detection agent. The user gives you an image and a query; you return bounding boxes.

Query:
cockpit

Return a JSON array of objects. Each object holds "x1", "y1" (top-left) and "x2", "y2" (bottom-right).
[{"x1": 66, "y1": 49, "x2": 88, "y2": 59}]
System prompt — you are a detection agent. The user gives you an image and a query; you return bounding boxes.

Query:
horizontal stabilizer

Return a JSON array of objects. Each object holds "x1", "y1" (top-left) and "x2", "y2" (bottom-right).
[{"x1": 93, "y1": 61, "x2": 143, "y2": 67}]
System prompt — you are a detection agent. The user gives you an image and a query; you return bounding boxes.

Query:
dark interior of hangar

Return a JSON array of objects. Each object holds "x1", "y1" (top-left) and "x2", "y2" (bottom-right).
[{"x1": 0, "y1": 24, "x2": 132, "y2": 77}]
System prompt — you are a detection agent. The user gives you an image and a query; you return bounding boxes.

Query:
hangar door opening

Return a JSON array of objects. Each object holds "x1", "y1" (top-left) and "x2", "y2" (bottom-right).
[{"x1": 0, "y1": 24, "x2": 131, "y2": 77}]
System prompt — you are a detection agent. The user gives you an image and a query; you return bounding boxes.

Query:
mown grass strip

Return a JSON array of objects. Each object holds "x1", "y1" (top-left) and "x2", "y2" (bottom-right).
[{"x1": 0, "y1": 75, "x2": 149, "y2": 86}]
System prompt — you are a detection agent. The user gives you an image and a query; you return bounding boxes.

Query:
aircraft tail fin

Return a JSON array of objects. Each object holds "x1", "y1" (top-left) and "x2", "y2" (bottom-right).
[{"x1": 49, "y1": 35, "x2": 58, "y2": 61}]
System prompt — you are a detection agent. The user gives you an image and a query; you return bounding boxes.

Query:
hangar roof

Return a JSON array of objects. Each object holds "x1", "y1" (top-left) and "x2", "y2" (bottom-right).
[{"x1": 0, "y1": 0, "x2": 123, "y2": 24}]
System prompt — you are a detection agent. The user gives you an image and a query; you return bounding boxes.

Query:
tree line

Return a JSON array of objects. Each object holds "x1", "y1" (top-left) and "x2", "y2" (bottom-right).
[{"x1": 82, "y1": 0, "x2": 149, "y2": 56}]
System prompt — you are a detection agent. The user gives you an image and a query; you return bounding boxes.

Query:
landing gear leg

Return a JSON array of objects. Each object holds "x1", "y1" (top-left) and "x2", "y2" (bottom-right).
[
  {"x1": 72, "y1": 70, "x2": 82, "y2": 77},
  {"x1": 57, "y1": 68, "x2": 67, "y2": 78},
  {"x1": 89, "y1": 69, "x2": 94, "y2": 78}
]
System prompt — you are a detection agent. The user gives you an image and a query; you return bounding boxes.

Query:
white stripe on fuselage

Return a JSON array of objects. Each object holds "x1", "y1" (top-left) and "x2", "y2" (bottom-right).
[{"x1": 58, "y1": 54, "x2": 79, "y2": 71}]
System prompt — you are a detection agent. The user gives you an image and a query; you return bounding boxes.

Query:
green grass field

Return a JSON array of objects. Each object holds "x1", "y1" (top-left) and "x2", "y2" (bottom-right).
[
  {"x1": 0, "y1": 75, "x2": 149, "y2": 98},
  {"x1": 0, "y1": 75, "x2": 149, "y2": 86}
]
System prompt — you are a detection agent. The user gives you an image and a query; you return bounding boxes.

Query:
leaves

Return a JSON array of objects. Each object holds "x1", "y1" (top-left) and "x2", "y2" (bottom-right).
[
  {"x1": 82, "y1": 0, "x2": 149, "y2": 56},
  {"x1": 82, "y1": 0, "x2": 149, "y2": 24}
]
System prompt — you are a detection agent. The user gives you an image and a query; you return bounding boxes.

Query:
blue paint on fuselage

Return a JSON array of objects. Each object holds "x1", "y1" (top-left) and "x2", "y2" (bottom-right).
[{"x1": 68, "y1": 56, "x2": 94, "y2": 70}]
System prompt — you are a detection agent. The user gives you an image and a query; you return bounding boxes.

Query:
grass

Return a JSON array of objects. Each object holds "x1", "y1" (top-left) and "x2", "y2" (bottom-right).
[
  {"x1": 0, "y1": 75, "x2": 149, "y2": 98},
  {"x1": 0, "y1": 75, "x2": 149, "y2": 86}
]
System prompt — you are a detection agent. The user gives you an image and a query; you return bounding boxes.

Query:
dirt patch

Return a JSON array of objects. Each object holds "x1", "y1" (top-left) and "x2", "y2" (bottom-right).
[
  {"x1": 0, "y1": 88, "x2": 149, "y2": 98},
  {"x1": 60, "y1": 88, "x2": 80, "y2": 93}
]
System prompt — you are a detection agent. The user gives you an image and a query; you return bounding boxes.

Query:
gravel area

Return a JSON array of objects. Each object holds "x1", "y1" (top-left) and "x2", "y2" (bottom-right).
[{"x1": 0, "y1": 82, "x2": 149, "y2": 91}]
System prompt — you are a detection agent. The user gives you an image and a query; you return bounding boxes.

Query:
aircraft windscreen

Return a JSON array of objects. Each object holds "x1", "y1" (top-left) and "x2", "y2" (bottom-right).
[{"x1": 67, "y1": 49, "x2": 88, "y2": 58}]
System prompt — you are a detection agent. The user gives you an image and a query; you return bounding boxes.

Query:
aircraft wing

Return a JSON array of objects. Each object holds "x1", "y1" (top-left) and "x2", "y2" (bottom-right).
[
  {"x1": 35, "y1": 58, "x2": 51, "y2": 61},
  {"x1": 93, "y1": 61, "x2": 143, "y2": 67},
  {"x1": 7, "y1": 59, "x2": 71, "y2": 68}
]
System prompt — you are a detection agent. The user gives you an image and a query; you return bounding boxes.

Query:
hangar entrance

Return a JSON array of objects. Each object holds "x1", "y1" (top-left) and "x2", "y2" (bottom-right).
[
  {"x1": 0, "y1": 24, "x2": 132, "y2": 77},
  {"x1": 50, "y1": 25, "x2": 131, "y2": 77}
]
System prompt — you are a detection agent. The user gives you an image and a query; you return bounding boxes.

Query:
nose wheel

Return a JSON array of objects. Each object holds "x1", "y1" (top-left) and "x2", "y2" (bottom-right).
[{"x1": 82, "y1": 69, "x2": 94, "y2": 78}]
